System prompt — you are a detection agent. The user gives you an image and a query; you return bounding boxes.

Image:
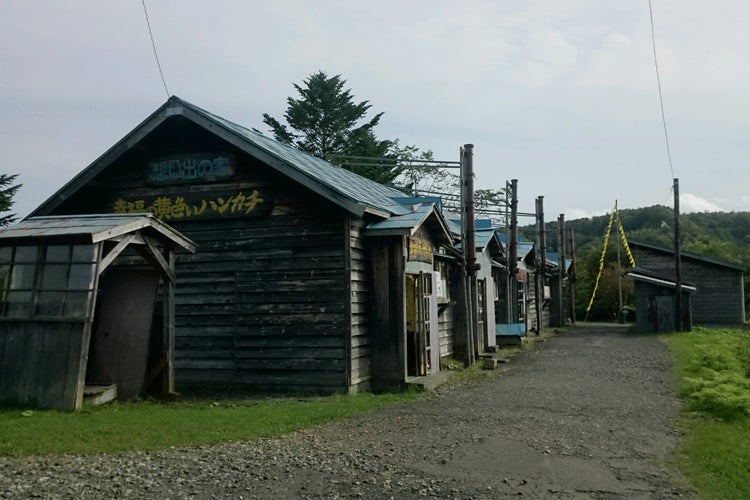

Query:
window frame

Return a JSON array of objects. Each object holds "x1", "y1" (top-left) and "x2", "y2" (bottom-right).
[{"x1": 0, "y1": 242, "x2": 99, "y2": 320}]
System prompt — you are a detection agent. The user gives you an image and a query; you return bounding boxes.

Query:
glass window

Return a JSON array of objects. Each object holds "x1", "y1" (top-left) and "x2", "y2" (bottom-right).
[
  {"x1": 35, "y1": 291, "x2": 65, "y2": 317},
  {"x1": 40, "y1": 264, "x2": 68, "y2": 289},
  {"x1": 0, "y1": 247, "x2": 11, "y2": 263},
  {"x1": 9, "y1": 264, "x2": 36, "y2": 289},
  {"x1": 64, "y1": 291, "x2": 90, "y2": 318},
  {"x1": 72, "y1": 244, "x2": 97, "y2": 262},
  {"x1": 4, "y1": 290, "x2": 32, "y2": 318},
  {"x1": 14, "y1": 246, "x2": 38, "y2": 263},
  {"x1": 45, "y1": 245, "x2": 70, "y2": 263},
  {"x1": 67, "y1": 264, "x2": 94, "y2": 290}
]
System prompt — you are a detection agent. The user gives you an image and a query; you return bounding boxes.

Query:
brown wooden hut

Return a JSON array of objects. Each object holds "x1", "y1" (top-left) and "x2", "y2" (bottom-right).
[
  {"x1": 630, "y1": 240, "x2": 745, "y2": 325},
  {"x1": 0, "y1": 214, "x2": 196, "y2": 410},
  {"x1": 29, "y1": 96, "x2": 459, "y2": 393}
]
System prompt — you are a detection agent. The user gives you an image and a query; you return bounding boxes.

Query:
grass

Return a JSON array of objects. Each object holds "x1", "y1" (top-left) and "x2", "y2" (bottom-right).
[
  {"x1": 663, "y1": 326, "x2": 750, "y2": 499},
  {"x1": 0, "y1": 335, "x2": 543, "y2": 458},
  {"x1": 0, "y1": 391, "x2": 418, "y2": 457}
]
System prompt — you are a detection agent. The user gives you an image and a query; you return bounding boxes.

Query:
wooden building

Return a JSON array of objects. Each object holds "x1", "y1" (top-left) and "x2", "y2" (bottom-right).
[
  {"x1": 627, "y1": 268, "x2": 695, "y2": 332},
  {"x1": 630, "y1": 240, "x2": 745, "y2": 325},
  {"x1": 0, "y1": 214, "x2": 195, "y2": 410},
  {"x1": 30, "y1": 96, "x2": 461, "y2": 394}
]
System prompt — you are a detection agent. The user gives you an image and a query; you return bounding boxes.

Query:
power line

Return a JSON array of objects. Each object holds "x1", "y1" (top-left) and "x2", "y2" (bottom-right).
[
  {"x1": 648, "y1": 0, "x2": 674, "y2": 179},
  {"x1": 142, "y1": 0, "x2": 170, "y2": 98}
]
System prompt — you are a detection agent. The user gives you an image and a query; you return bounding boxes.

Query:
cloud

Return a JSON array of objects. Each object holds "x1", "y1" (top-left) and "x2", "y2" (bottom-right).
[{"x1": 680, "y1": 193, "x2": 724, "y2": 213}]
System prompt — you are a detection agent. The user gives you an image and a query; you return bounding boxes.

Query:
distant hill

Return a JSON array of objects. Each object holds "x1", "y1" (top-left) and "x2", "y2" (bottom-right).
[
  {"x1": 521, "y1": 205, "x2": 750, "y2": 268},
  {"x1": 519, "y1": 205, "x2": 750, "y2": 321}
]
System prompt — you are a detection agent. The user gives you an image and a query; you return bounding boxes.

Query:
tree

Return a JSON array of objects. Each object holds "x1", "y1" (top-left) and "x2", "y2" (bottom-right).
[
  {"x1": 0, "y1": 173, "x2": 21, "y2": 227},
  {"x1": 263, "y1": 71, "x2": 402, "y2": 184}
]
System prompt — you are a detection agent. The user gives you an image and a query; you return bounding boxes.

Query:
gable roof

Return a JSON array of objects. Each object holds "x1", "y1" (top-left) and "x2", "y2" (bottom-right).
[
  {"x1": 629, "y1": 240, "x2": 745, "y2": 272},
  {"x1": 0, "y1": 213, "x2": 196, "y2": 252},
  {"x1": 31, "y1": 96, "x2": 410, "y2": 220},
  {"x1": 364, "y1": 202, "x2": 453, "y2": 246}
]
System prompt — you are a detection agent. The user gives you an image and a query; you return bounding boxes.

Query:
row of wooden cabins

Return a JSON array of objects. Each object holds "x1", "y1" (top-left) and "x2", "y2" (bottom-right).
[{"x1": 1, "y1": 96, "x2": 744, "y2": 410}]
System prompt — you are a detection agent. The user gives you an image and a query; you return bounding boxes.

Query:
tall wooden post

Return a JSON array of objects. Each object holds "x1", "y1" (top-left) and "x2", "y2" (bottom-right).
[
  {"x1": 509, "y1": 179, "x2": 519, "y2": 322},
  {"x1": 568, "y1": 228, "x2": 577, "y2": 326},
  {"x1": 461, "y1": 144, "x2": 477, "y2": 362},
  {"x1": 535, "y1": 196, "x2": 546, "y2": 335},
  {"x1": 557, "y1": 214, "x2": 566, "y2": 327},
  {"x1": 674, "y1": 178, "x2": 683, "y2": 332}
]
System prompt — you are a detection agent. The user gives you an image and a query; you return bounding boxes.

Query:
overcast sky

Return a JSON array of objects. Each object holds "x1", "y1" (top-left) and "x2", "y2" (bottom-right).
[{"x1": 2, "y1": 1, "x2": 748, "y2": 222}]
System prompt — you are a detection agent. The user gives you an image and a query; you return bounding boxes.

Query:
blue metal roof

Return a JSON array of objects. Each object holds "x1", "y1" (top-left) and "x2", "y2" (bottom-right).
[{"x1": 365, "y1": 202, "x2": 453, "y2": 244}]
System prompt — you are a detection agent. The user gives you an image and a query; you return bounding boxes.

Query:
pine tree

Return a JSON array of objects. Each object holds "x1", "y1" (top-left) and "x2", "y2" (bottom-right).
[
  {"x1": 0, "y1": 173, "x2": 21, "y2": 227},
  {"x1": 263, "y1": 71, "x2": 402, "y2": 184}
]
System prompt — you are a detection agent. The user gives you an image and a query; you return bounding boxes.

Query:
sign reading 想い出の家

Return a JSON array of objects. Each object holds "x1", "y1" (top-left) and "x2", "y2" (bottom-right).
[{"x1": 146, "y1": 154, "x2": 236, "y2": 185}]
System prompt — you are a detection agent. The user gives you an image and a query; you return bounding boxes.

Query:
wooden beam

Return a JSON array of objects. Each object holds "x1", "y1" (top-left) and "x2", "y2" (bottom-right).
[
  {"x1": 98, "y1": 233, "x2": 136, "y2": 275},
  {"x1": 141, "y1": 236, "x2": 176, "y2": 284}
]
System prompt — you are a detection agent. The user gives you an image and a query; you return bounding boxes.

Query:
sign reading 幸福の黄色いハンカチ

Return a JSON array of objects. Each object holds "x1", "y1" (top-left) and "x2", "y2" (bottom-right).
[{"x1": 112, "y1": 189, "x2": 273, "y2": 220}]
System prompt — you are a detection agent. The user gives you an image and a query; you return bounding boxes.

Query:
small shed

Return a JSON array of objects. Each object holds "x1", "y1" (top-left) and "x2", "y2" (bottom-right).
[
  {"x1": 630, "y1": 240, "x2": 745, "y2": 325},
  {"x1": 627, "y1": 269, "x2": 696, "y2": 333},
  {"x1": 0, "y1": 214, "x2": 196, "y2": 410}
]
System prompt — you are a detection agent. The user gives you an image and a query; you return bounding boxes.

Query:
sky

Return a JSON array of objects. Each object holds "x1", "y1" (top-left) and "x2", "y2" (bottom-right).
[{"x1": 2, "y1": 1, "x2": 748, "y2": 223}]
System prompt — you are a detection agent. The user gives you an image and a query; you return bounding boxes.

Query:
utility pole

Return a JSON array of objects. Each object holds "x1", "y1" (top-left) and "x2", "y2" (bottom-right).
[
  {"x1": 461, "y1": 144, "x2": 478, "y2": 362},
  {"x1": 509, "y1": 179, "x2": 519, "y2": 323},
  {"x1": 568, "y1": 227, "x2": 577, "y2": 326},
  {"x1": 674, "y1": 178, "x2": 682, "y2": 332},
  {"x1": 615, "y1": 200, "x2": 624, "y2": 323},
  {"x1": 557, "y1": 214, "x2": 566, "y2": 327},
  {"x1": 535, "y1": 196, "x2": 546, "y2": 335}
]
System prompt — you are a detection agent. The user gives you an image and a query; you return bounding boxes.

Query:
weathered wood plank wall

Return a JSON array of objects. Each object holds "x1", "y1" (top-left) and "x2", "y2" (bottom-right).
[
  {"x1": 48, "y1": 123, "x2": 356, "y2": 391},
  {"x1": 632, "y1": 248, "x2": 745, "y2": 325},
  {"x1": 348, "y1": 217, "x2": 372, "y2": 389},
  {"x1": 0, "y1": 322, "x2": 85, "y2": 410}
]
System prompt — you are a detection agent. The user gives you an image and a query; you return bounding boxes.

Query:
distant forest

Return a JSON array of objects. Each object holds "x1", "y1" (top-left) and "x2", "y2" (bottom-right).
[{"x1": 520, "y1": 205, "x2": 750, "y2": 322}]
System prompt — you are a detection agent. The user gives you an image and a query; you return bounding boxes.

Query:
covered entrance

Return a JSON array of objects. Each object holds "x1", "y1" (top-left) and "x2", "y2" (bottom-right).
[{"x1": 0, "y1": 214, "x2": 195, "y2": 410}]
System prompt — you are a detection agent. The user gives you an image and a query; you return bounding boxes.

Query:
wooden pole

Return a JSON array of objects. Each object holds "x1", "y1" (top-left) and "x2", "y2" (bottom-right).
[
  {"x1": 461, "y1": 144, "x2": 477, "y2": 362},
  {"x1": 568, "y1": 227, "x2": 577, "y2": 326},
  {"x1": 509, "y1": 179, "x2": 519, "y2": 322},
  {"x1": 557, "y1": 214, "x2": 566, "y2": 327},
  {"x1": 674, "y1": 178, "x2": 683, "y2": 332},
  {"x1": 536, "y1": 196, "x2": 546, "y2": 335}
]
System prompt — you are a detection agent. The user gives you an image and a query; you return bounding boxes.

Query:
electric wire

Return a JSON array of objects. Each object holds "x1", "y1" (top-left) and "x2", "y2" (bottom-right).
[
  {"x1": 142, "y1": 0, "x2": 170, "y2": 98},
  {"x1": 648, "y1": 0, "x2": 674, "y2": 179}
]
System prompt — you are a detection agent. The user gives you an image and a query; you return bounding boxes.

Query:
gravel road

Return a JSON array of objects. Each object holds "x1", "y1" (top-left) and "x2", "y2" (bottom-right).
[{"x1": 0, "y1": 324, "x2": 694, "y2": 499}]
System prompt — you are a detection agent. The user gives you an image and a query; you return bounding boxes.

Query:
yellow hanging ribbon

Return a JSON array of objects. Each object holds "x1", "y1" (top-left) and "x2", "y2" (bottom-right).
[
  {"x1": 618, "y1": 221, "x2": 636, "y2": 267},
  {"x1": 585, "y1": 206, "x2": 616, "y2": 313}
]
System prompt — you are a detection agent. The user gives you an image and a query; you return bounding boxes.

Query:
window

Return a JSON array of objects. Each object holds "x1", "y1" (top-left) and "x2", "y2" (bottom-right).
[
  {"x1": 433, "y1": 259, "x2": 450, "y2": 301},
  {"x1": 0, "y1": 243, "x2": 98, "y2": 319}
]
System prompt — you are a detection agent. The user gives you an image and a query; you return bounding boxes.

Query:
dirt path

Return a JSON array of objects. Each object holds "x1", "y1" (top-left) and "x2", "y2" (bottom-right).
[{"x1": 1, "y1": 324, "x2": 694, "y2": 499}]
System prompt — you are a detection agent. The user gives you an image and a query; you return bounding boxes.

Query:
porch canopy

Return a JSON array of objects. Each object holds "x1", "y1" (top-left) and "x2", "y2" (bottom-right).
[{"x1": 0, "y1": 214, "x2": 196, "y2": 410}]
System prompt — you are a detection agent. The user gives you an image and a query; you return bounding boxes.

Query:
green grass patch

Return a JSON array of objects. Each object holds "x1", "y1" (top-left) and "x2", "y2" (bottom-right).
[
  {"x1": 663, "y1": 326, "x2": 750, "y2": 499},
  {"x1": 0, "y1": 391, "x2": 418, "y2": 457}
]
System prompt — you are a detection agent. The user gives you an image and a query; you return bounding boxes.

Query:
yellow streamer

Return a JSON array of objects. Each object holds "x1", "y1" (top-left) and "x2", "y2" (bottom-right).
[
  {"x1": 585, "y1": 206, "x2": 615, "y2": 313},
  {"x1": 585, "y1": 203, "x2": 636, "y2": 316}
]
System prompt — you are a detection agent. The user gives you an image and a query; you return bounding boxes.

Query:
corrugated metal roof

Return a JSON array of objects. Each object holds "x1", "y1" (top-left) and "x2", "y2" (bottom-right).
[
  {"x1": 31, "y1": 96, "x2": 411, "y2": 220},
  {"x1": 364, "y1": 202, "x2": 453, "y2": 245},
  {"x1": 0, "y1": 214, "x2": 196, "y2": 251}
]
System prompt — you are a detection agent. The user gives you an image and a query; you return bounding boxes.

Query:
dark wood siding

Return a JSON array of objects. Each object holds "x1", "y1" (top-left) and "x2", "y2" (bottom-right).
[
  {"x1": 632, "y1": 247, "x2": 745, "y2": 325},
  {"x1": 0, "y1": 321, "x2": 86, "y2": 410},
  {"x1": 47, "y1": 119, "x2": 352, "y2": 391},
  {"x1": 169, "y1": 202, "x2": 348, "y2": 391},
  {"x1": 348, "y1": 217, "x2": 371, "y2": 388}
]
